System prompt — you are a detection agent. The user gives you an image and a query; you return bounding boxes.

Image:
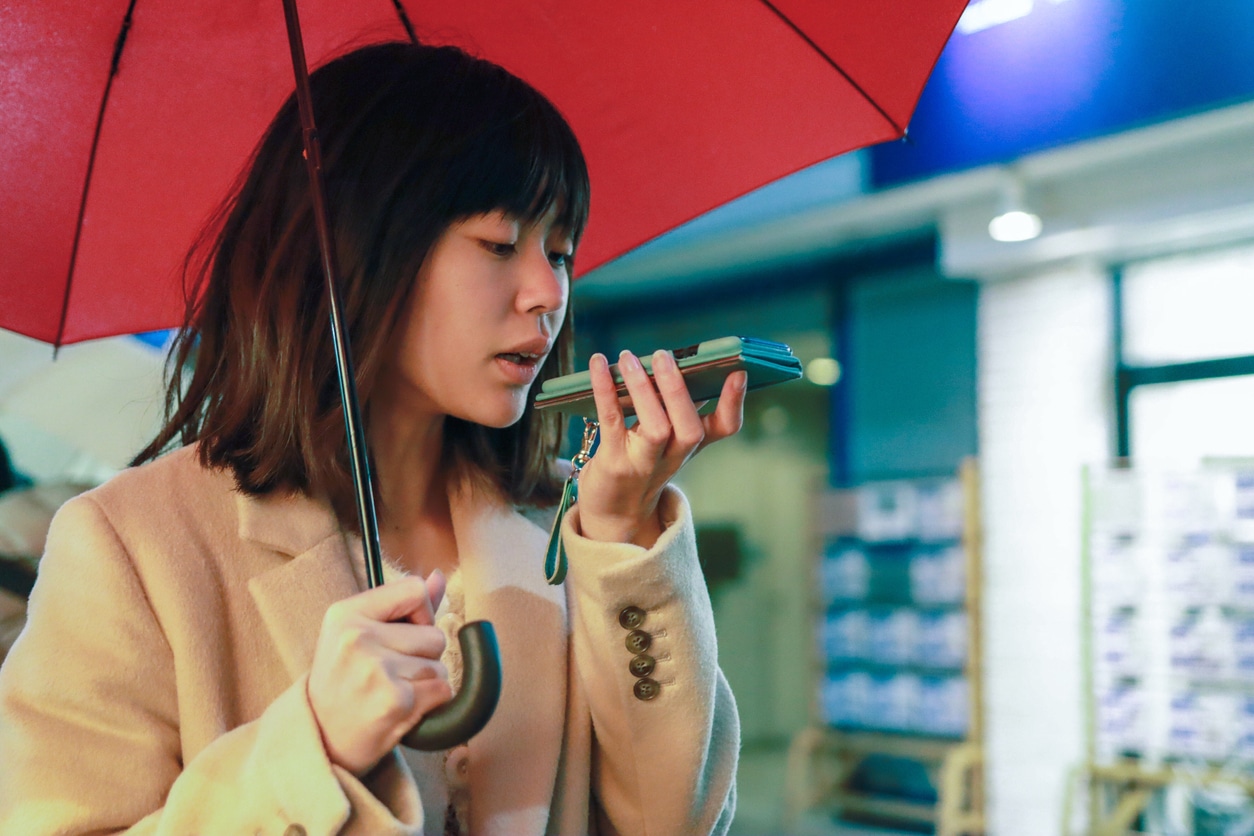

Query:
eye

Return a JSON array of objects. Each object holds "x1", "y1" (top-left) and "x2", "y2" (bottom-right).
[
  {"x1": 548, "y1": 250, "x2": 573, "y2": 270},
  {"x1": 480, "y1": 240, "x2": 516, "y2": 258}
]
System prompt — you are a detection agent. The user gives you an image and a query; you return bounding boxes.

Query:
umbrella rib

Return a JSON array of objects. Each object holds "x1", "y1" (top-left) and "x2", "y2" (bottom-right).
[
  {"x1": 57, "y1": 0, "x2": 141, "y2": 349},
  {"x1": 754, "y1": 0, "x2": 904, "y2": 137},
  {"x1": 387, "y1": 0, "x2": 420, "y2": 44}
]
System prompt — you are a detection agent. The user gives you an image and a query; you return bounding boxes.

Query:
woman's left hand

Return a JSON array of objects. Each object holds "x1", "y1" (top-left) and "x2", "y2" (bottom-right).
[{"x1": 574, "y1": 349, "x2": 747, "y2": 548}]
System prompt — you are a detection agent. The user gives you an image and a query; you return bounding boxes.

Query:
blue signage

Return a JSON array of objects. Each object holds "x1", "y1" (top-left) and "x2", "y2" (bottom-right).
[{"x1": 871, "y1": 0, "x2": 1254, "y2": 187}]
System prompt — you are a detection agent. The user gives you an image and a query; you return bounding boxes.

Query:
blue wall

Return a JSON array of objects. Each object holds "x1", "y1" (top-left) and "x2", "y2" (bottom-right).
[{"x1": 873, "y1": 0, "x2": 1254, "y2": 186}]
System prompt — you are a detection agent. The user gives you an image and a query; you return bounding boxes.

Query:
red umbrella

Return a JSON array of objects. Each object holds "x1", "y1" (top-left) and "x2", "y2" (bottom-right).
[
  {"x1": 0, "y1": 0, "x2": 966, "y2": 749},
  {"x1": 1, "y1": 0, "x2": 967, "y2": 346}
]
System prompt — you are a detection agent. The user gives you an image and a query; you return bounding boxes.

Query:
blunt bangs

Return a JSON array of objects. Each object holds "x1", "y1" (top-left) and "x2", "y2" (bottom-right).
[{"x1": 440, "y1": 66, "x2": 590, "y2": 245}]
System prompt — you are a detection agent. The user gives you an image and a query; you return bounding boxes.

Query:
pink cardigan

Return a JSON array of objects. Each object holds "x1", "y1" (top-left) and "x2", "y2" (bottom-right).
[{"x1": 0, "y1": 445, "x2": 738, "y2": 834}]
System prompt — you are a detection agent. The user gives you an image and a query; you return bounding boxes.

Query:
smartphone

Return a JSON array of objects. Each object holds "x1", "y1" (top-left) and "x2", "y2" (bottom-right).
[{"x1": 533, "y1": 336, "x2": 803, "y2": 417}]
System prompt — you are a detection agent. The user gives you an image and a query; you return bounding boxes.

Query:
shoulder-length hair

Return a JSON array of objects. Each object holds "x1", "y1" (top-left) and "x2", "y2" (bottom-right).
[{"x1": 135, "y1": 42, "x2": 590, "y2": 526}]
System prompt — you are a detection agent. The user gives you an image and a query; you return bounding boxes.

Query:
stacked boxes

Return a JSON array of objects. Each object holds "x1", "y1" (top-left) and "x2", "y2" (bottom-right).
[
  {"x1": 1087, "y1": 464, "x2": 1254, "y2": 764},
  {"x1": 816, "y1": 477, "x2": 970, "y2": 737}
]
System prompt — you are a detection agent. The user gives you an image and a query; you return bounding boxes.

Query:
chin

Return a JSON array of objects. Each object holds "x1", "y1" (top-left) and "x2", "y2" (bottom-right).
[
  {"x1": 479, "y1": 413, "x2": 524, "y2": 430},
  {"x1": 460, "y1": 395, "x2": 529, "y2": 429}
]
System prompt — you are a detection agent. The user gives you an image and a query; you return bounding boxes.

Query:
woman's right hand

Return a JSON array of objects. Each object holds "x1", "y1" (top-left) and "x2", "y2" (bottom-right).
[{"x1": 307, "y1": 572, "x2": 452, "y2": 776}]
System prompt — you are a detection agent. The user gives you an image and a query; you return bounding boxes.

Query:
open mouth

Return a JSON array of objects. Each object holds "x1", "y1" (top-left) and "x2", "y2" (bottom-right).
[{"x1": 497, "y1": 352, "x2": 543, "y2": 367}]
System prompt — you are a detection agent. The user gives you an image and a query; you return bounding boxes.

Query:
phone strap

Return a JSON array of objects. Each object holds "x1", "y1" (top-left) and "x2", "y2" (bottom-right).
[{"x1": 545, "y1": 419, "x2": 599, "y2": 585}]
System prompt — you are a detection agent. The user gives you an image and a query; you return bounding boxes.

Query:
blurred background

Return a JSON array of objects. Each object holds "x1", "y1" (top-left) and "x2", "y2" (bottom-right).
[{"x1": 5, "y1": 1, "x2": 1254, "y2": 834}]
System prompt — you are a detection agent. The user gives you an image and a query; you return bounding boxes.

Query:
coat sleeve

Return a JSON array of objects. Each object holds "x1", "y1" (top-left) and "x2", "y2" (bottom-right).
[
  {"x1": 562, "y1": 486, "x2": 739, "y2": 836},
  {"x1": 0, "y1": 495, "x2": 425, "y2": 836}
]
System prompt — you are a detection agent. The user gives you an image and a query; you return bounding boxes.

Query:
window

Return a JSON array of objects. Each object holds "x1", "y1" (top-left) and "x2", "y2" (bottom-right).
[{"x1": 1116, "y1": 243, "x2": 1254, "y2": 459}]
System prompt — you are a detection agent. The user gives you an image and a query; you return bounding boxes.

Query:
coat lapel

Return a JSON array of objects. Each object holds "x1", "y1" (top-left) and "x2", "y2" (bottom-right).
[
  {"x1": 235, "y1": 480, "x2": 570, "y2": 834},
  {"x1": 452, "y1": 483, "x2": 569, "y2": 836},
  {"x1": 240, "y1": 489, "x2": 362, "y2": 681}
]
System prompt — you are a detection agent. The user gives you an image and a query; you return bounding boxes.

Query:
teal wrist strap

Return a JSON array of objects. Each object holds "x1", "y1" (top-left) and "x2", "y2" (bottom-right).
[
  {"x1": 544, "y1": 419, "x2": 598, "y2": 585},
  {"x1": 544, "y1": 476, "x2": 575, "y2": 584}
]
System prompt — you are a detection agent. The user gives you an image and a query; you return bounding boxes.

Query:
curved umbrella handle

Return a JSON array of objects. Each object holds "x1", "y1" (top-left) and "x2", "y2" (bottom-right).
[
  {"x1": 280, "y1": 0, "x2": 502, "y2": 755},
  {"x1": 401, "y1": 620, "x2": 502, "y2": 751}
]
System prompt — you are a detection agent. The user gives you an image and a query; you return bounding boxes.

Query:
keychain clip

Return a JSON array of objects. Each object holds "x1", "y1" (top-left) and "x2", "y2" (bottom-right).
[
  {"x1": 544, "y1": 418, "x2": 598, "y2": 584},
  {"x1": 572, "y1": 418, "x2": 599, "y2": 469}
]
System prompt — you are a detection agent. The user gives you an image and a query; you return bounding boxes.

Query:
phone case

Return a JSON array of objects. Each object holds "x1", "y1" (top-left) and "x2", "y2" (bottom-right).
[{"x1": 533, "y1": 335, "x2": 803, "y2": 417}]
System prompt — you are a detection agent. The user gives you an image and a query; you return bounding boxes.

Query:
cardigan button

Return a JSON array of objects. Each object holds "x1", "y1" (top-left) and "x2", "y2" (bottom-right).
[
  {"x1": 629, "y1": 653, "x2": 656, "y2": 678},
  {"x1": 284, "y1": 825, "x2": 307, "y2": 836},
  {"x1": 618, "y1": 605, "x2": 646, "y2": 630},
  {"x1": 445, "y1": 745, "x2": 471, "y2": 791},
  {"x1": 625, "y1": 629, "x2": 651, "y2": 654},
  {"x1": 633, "y1": 678, "x2": 661, "y2": 701}
]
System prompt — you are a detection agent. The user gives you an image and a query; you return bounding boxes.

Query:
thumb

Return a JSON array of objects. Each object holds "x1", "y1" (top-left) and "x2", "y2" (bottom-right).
[{"x1": 425, "y1": 568, "x2": 447, "y2": 613}]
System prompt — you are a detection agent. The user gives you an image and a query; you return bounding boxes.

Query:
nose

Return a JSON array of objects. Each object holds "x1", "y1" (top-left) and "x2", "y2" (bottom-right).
[{"x1": 517, "y1": 250, "x2": 568, "y2": 318}]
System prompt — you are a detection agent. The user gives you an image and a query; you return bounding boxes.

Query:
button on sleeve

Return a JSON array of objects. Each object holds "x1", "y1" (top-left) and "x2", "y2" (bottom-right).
[
  {"x1": 628, "y1": 653, "x2": 656, "y2": 678},
  {"x1": 618, "y1": 605, "x2": 646, "y2": 630},
  {"x1": 624, "y1": 629, "x2": 652, "y2": 654},
  {"x1": 633, "y1": 678, "x2": 661, "y2": 701}
]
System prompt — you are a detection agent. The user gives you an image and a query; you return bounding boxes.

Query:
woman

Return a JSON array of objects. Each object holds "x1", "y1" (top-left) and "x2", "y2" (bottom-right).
[{"x1": 0, "y1": 42, "x2": 742, "y2": 836}]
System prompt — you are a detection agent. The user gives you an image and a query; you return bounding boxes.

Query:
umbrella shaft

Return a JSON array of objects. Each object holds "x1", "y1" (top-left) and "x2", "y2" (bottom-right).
[{"x1": 281, "y1": 0, "x2": 385, "y2": 589}]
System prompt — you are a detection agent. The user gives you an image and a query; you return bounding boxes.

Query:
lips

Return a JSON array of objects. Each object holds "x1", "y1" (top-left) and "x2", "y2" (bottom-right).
[
  {"x1": 496, "y1": 337, "x2": 551, "y2": 365},
  {"x1": 496, "y1": 351, "x2": 543, "y2": 366},
  {"x1": 494, "y1": 337, "x2": 551, "y2": 384}
]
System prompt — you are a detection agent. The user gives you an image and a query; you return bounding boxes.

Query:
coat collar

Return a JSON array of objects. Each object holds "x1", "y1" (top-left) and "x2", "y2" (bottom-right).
[
  {"x1": 238, "y1": 480, "x2": 569, "y2": 835},
  {"x1": 237, "y1": 486, "x2": 341, "y2": 558},
  {"x1": 239, "y1": 488, "x2": 361, "y2": 681}
]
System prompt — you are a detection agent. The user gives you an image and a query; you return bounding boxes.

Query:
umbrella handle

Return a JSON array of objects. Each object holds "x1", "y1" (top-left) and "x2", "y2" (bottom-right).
[
  {"x1": 279, "y1": 0, "x2": 504, "y2": 752},
  {"x1": 401, "y1": 620, "x2": 502, "y2": 751}
]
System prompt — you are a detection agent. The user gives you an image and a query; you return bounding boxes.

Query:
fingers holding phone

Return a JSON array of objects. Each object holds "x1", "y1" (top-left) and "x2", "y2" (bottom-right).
[
  {"x1": 637, "y1": 348, "x2": 747, "y2": 456},
  {"x1": 574, "y1": 349, "x2": 747, "y2": 548}
]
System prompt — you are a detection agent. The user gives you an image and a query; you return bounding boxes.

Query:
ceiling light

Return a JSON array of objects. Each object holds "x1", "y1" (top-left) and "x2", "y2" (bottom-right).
[
  {"x1": 805, "y1": 357, "x2": 841, "y2": 386},
  {"x1": 989, "y1": 172, "x2": 1042, "y2": 242},
  {"x1": 989, "y1": 209, "x2": 1042, "y2": 242},
  {"x1": 956, "y1": 0, "x2": 1033, "y2": 36}
]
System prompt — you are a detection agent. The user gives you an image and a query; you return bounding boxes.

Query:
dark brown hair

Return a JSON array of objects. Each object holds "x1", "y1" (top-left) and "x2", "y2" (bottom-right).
[{"x1": 135, "y1": 42, "x2": 590, "y2": 525}]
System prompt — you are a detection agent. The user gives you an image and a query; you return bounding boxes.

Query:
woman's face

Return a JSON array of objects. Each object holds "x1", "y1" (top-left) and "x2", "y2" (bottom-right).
[{"x1": 381, "y1": 208, "x2": 572, "y2": 428}]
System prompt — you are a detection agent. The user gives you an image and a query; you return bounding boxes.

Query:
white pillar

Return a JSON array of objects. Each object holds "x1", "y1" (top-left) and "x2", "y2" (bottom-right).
[{"x1": 977, "y1": 264, "x2": 1112, "y2": 835}]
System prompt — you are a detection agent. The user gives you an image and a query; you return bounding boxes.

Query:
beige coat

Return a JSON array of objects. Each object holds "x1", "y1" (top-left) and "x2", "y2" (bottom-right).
[
  {"x1": 0, "y1": 482, "x2": 93, "y2": 665},
  {"x1": 0, "y1": 446, "x2": 738, "y2": 835}
]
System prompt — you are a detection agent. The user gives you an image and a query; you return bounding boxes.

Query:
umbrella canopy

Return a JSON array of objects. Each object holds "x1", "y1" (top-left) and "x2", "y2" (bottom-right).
[{"x1": 1, "y1": 0, "x2": 967, "y2": 346}]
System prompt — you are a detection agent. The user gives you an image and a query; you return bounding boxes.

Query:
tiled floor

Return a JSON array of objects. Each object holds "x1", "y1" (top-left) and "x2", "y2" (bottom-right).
[
  {"x1": 728, "y1": 744, "x2": 922, "y2": 836},
  {"x1": 727, "y1": 743, "x2": 791, "y2": 834}
]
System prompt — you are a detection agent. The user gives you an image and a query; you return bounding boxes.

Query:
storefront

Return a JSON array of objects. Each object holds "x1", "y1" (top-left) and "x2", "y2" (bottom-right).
[{"x1": 578, "y1": 1, "x2": 1254, "y2": 832}]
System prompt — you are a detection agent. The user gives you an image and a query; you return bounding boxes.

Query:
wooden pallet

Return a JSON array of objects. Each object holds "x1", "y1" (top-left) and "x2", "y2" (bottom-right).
[
  {"x1": 785, "y1": 727, "x2": 984, "y2": 835},
  {"x1": 787, "y1": 460, "x2": 985, "y2": 835}
]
